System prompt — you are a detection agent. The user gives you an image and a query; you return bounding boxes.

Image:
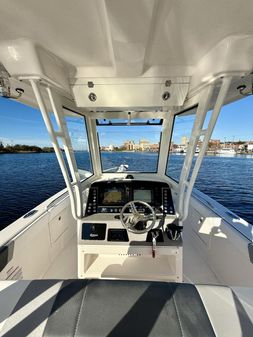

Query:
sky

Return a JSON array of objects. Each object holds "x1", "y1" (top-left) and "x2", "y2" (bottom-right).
[
  {"x1": 0, "y1": 95, "x2": 253, "y2": 147},
  {"x1": 171, "y1": 95, "x2": 253, "y2": 144},
  {"x1": 97, "y1": 124, "x2": 162, "y2": 147},
  {"x1": 213, "y1": 95, "x2": 253, "y2": 141}
]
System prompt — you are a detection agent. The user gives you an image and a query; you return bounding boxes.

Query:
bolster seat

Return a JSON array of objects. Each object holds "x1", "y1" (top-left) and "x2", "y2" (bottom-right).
[{"x1": 0, "y1": 279, "x2": 252, "y2": 337}]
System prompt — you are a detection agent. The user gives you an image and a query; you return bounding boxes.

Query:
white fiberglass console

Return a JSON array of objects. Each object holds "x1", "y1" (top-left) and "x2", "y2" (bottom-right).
[{"x1": 77, "y1": 180, "x2": 182, "y2": 282}]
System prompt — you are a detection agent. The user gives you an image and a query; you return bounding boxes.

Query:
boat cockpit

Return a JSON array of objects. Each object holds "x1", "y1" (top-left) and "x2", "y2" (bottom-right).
[
  {"x1": 1, "y1": 1, "x2": 253, "y2": 335},
  {"x1": 57, "y1": 112, "x2": 184, "y2": 281}
]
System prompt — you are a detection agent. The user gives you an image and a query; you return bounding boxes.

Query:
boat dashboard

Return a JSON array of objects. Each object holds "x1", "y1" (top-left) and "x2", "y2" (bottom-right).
[{"x1": 85, "y1": 180, "x2": 175, "y2": 216}]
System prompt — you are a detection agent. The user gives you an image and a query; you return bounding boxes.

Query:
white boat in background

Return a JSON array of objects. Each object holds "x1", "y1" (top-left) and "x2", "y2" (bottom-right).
[
  {"x1": 217, "y1": 148, "x2": 237, "y2": 155},
  {"x1": 0, "y1": 1, "x2": 253, "y2": 336}
]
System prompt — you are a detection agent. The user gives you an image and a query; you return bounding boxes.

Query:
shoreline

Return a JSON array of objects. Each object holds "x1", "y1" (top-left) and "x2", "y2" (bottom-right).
[
  {"x1": 0, "y1": 151, "x2": 55, "y2": 154},
  {"x1": 1, "y1": 150, "x2": 253, "y2": 157},
  {"x1": 100, "y1": 150, "x2": 159, "y2": 153},
  {"x1": 171, "y1": 152, "x2": 253, "y2": 156}
]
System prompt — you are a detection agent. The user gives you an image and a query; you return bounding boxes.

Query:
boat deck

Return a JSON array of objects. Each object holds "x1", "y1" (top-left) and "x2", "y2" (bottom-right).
[
  {"x1": 183, "y1": 232, "x2": 221, "y2": 284},
  {"x1": 42, "y1": 235, "x2": 77, "y2": 279}
]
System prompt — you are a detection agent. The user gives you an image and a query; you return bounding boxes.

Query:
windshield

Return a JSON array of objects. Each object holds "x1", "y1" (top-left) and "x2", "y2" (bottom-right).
[{"x1": 97, "y1": 119, "x2": 163, "y2": 173}]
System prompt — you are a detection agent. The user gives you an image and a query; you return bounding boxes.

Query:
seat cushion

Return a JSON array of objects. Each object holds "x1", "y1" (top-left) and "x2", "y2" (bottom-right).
[{"x1": 0, "y1": 279, "x2": 252, "y2": 337}]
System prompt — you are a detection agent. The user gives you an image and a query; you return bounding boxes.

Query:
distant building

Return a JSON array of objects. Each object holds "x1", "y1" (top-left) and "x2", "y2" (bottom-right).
[
  {"x1": 181, "y1": 136, "x2": 188, "y2": 146},
  {"x1": 139, "y1": 139, "x2": 150, "y2": 151},
  {"x1": 121, "y1": 139, "x2": 159, "y2": 152},
  {"x1": 245, "y1": 142, "x2": 253, "y2": 152},
  {"x1": 133, "y1": 144, "x2": 141, "y2": 151},
  {"x1": 108, "y1": 144, "x2": 114, "y2": 151},
  {"x1": 210, "y1": 139, "x2": 220, "y2": 146},
  {"x1": 208, "y1": 139, "x2": 220, "y2": 150},
  {"x1": 124, "y1": 140, "x2": 135, "y2": 151},
  {"x1": 150, "y1": 143, "x2": 159, "y2": 152}
]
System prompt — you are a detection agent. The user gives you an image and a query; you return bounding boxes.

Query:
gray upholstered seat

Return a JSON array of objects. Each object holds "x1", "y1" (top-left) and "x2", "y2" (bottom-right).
[{"x1": 0, "y1": 279, "x2": 252, "y2": 337}]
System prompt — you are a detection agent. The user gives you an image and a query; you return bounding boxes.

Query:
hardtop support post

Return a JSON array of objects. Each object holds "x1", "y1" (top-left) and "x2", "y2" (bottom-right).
[
  {"x1": 178, "y1": 77, "x2": 232, "y2": 223},
  {"x1": 158, "y1": 111, "x2": 175, "y2": 175},
  {"x1": 30, "y1": 80, "x2": 83, "y2": 220}
]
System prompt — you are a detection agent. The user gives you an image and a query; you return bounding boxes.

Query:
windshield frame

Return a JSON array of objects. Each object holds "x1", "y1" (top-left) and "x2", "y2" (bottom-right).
[
  {"x1": 165, "y1": 105, "x2": 198, "y2": 182},
  {"x1": 62, "y1": 107, "x2": 94, "y2": 181}
]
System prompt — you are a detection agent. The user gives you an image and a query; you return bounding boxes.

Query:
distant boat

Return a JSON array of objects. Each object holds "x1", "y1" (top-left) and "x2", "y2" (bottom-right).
[{"x1": 217, "y1": 148, "x2": 236, "y2": 155}]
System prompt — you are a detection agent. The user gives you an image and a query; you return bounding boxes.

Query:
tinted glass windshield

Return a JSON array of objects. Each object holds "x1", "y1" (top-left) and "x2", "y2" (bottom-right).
[
  {"x1": 64, "y1": 112, "x2": 93, "y2": 180},
  {"x1": 166, "y1": 111, "x2": 196, "y2": 181},
  {"x1": 97, "y1": 119, "x2": 162, "y2": 173}
]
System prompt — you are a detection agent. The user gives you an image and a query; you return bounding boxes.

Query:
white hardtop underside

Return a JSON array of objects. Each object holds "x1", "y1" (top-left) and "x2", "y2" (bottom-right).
[
  {"x1": 1, "y1": 0, "x2": 253, "y2": 76},
  {"x1": 0, "y1": 0, "x2": 253, "y2": 109}
]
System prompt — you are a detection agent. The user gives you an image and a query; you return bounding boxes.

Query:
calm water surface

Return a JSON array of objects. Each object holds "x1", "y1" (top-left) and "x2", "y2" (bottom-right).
[{"x1": 0, "y1": 152, "x2": 253, "y2": 230}]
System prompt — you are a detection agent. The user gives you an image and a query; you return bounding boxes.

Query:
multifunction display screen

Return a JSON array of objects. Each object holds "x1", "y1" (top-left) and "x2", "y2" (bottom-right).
[
  {"x1": 102, "y1": 187, "x2": 124, "y2": 205},
  {"x1": 134, "y1": 189, "x2": 152, "y2": 203}
]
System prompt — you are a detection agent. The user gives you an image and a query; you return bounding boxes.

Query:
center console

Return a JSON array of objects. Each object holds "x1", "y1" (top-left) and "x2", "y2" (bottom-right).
[
  {"x1": 85, "y1": 180, "x2": 175, "y2": 216},
  {"x1": 78, "y1": 219, "x2": 182, "y2": 282},
  {"x1": 78, "y1": 180, "x2": 181, "y2": 282}
]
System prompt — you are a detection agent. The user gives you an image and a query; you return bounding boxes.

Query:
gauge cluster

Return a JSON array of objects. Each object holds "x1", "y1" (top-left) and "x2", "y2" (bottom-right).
[{"x1": 85, "y1": 180, "x2": 175, "y2": 216}]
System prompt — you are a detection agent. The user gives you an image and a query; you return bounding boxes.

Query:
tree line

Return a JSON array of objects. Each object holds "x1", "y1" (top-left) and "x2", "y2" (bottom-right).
[{"x1": 0, "y1": 141, "x2": 54, "y2": 153}]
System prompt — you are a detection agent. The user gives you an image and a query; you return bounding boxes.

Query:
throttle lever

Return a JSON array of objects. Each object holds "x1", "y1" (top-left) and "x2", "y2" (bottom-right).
[{"x1": 151, "y1": 231, "x2": 159, "y2": 258}]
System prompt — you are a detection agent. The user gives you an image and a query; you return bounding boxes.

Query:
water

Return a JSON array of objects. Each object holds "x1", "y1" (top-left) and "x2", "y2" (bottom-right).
[
  {"x1": 101, "y1": 151, "x2": 159, "y2": 172},
  {"x1": 168, "y1": 154, "x2": 253, "y2": 224},
  {"x1": 0, "y1": 152, "x2": 253, "y2": 230}
]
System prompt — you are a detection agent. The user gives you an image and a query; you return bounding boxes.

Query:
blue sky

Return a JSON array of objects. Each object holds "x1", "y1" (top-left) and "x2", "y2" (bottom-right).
[
  {"x1": 97, "y1": 124, "x2": 162, "y2": 147},
  {"x1": 213, "y1": 95, "x2": 253, "y2": 141},
  {"x1": 172, "y1": 95, "x2": 253, "y2": 144},
  {"x1": 0, "y1": 98, "x2": 49, "y2": 147},
  {"x1": 0, "y1": 95, "x2": 253, "y2": 147}
]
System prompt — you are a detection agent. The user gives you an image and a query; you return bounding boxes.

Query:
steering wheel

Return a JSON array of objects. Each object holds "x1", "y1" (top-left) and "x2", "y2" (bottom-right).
[{"x1": 120, "y1": 200, "x2": 156, "y2": 234}]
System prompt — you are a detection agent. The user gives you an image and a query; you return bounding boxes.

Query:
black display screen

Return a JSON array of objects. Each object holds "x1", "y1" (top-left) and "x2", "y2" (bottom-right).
[
  {"x1": 133, "y1": 189, "x2": 152, "y2": 203},
  {"x1": 100, "y1": 187, "x2": 125, "y2": 205}
]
